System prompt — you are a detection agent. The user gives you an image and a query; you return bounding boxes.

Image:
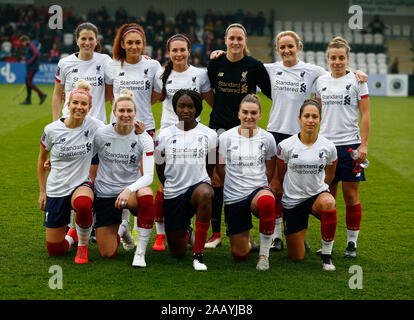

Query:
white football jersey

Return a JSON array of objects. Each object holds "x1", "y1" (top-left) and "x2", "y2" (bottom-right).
[
  {"x1": 315, "y1": 72, "x2": 369, "y2": 146},
  {"x1": 93, "y1": 125, "x2": 154, "y2": 197},
  {"x1": 155, "y1": 123, "x2": 217, "y2": 199},
  {"x1": 105, "y1": 58, "x2": 162, "y2": 130},
  {"x1": 40, "y1": 115, "x2": 105, "y2": 197},
  {"x1": 219, "y1": 127, "x2": 276, "y2": 204},
  {"x1": 153, "y1": 65, "x2": 211, "y2": 129},
  {"x1": 277, "y1": 134, "x2": 337, "y2": 209},
  {"x1": 265, "y1": 61, "x2": 326, "y2": 135},
  {"x1": 56, "y1": 52, "x2": 112, "y2": 123}
]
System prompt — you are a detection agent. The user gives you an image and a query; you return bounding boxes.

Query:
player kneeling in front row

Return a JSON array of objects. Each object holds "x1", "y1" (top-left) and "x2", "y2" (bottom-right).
[
  {"x1": 155, "y1": 89, "x2": 216, "y2": 271},
  {"x1": 217, "y1": 94, "x2": 276, "y2": 271},
  {"x1": 37, "y1": 80, "x2": 104, "y2": 264},
  {"x1": 93, "y1": 89, "x2": 155, "y2": 267},
  {"x1": 276, "y1": 99, "x2": 338, "y2": 271}
]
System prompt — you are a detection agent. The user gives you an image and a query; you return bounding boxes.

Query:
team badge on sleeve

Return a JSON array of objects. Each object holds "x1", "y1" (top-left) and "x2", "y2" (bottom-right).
[
  {"x1": 276, "y1": 144, "x2": 282, "y2": 156},
  {"x1": 55, "y1": 66, "x2": 60, "y2": 77}
]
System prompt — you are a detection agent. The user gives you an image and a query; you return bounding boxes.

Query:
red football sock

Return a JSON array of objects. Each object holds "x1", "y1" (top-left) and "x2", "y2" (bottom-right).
[
  {"x1": 346, "y1": 203, "x2": 362, "y2": 230},
  {"x1": 193, "y1": 221, "x2": 210, "y2": 254},
  {"x1": 321, "y1": 210, "x2": 337, "y2": 242},
  {"x1": 257, "y1": 195, "x2": 276, "y2": 235},
  {"x1": 73, "y1": 195, "x2": 93, "y2": 228},
  {"x1": 154, "y1": 190, "x2": 164, "y2": 223},
  {"x1": 137, "y1": 195, "x2": 155, "y2": 229},
  {"x1": 46, "y1": 240, "x2": 70, "y2": 257}
]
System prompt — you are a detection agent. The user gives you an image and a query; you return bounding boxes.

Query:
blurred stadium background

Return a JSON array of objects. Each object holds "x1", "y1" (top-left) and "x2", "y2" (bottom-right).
[{"x1": 1, "y1": 0, "x2": 414, "y2": 97}]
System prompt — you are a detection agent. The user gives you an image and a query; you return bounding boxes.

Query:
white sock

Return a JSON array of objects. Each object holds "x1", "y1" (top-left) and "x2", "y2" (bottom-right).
[
  {"x1": 134, "y1": 216, "x2": 138, "y2": 231},
  {"x1": 118, "y1": 221, "x2": 127, "y2": 238},
  {"x1": 122, "y1": 209, "x2": 130, "y2": 222},
  {"x1": 259, "y1": 233, "x2": 273, "y2": 257},
  {"x1": 65, "y1": 235, "x2": 74, "y2": 247},
  {"x1": 135, "y1": 227, "x2": 152, "y2": 255},
  {"x1": 68, "y1": 210, "x2": 74, "y2": 229},
  {"x1": 321, "y1": 239, "x2": 334, "y2": 255},
  {"x1": 272, "y1": 218, "x2": 283, "y2": 240},
  {"x1": 155, "y1": 221, "x2": 165, "y2": 235},
  {"x1": 347, "y1": 230, "x2": 359, "y2": 247},
  {"x1": 76, "y1": 223, "x2": 92, "y2": 247}
]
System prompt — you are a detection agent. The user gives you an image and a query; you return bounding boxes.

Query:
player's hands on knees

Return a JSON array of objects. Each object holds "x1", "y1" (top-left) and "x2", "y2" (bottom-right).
[
  {"x1": 356, "y1": 144, "x2": 368, "y2": 164},
  {"x1": 134, "y1": 120, "x2": 146, "y2": 134},
  {"x1": 210, "y1": 50, "x2": 226, "y2": 60},
  {"x1": 38, "y1": 192, "x2": 46, "y2": 211},
  {"x1": 44, "y1": 159, "x2": 51, "y2": 171},
  {"x1": 115, "y1": 188, "x2": 131, "y2": 209}
]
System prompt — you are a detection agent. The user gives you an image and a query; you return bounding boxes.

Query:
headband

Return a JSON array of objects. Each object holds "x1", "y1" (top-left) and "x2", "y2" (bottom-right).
[
  {"x1": 69, "y1": 89, "x2": 92, "y2": 102},
  {"x1": 122, "y1": 27, "x2": 145, "y2": 39},
  {"x1": 225, "y1": 23, "x2": 247, "y2": 36},
  {"x1": 167, "y1": 34, "x2": 190, "y2": 48}
]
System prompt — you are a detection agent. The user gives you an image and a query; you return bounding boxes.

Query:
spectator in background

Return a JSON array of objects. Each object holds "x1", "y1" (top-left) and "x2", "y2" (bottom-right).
[
  {"x1": 49, "y1": 43, "x2": 60, "y2": 63},
  {"x1": 19, "y1": 35, "x2": 47, "y2": 105},
  {"x1": 233, "y1": 9, "x2": 245, "y2": 24},
  {"x1": 146, "y1": 6, "x2": 157, "y2": 26},
  {"x1": 115, "y1": 7, "x2": 128, "y2": 25},
  {"x1": 390, "y1": 56, "x2": 399, "y2": 73},
  {"x1": 368, "y1": 15, "x2": 386, "y2": 34},
  {"x1": 213, "y1": 19, "x2": 226, "y2": 39},
  {"x1": 255, "y1": 11, "x2": 266, "y2": 36}
]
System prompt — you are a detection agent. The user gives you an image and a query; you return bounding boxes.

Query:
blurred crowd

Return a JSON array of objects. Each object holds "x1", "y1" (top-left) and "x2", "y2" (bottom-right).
[{"x1": 0, "y1": 4, "x2": 268, "y2": 67}]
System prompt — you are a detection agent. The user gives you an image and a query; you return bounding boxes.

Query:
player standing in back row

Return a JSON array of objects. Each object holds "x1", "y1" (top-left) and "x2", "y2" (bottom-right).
[{"x1": 315, "y1": 37, "x2": 371, "y2": 258}]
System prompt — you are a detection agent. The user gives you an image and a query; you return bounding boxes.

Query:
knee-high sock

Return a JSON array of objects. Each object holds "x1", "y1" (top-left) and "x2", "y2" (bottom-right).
[
  {"x1": 193, "y1": 221, "x2": 210, "y2": 254},
  {"x1": 135, "y1": 195, "x2": 155, "y2": 254},
  {"x1": 154, "y1": 190, "x2": 165, "y2": 235},
  {"x1": 211, "y1": 187, "x2": 223, "y2": 234},
  {"x1": 258, "y1": 195, "x2": 276, "y2": 257},
  {"x1": 346, "y1": 203, "x2": 362, "y2": 246},
  {"x1": 74, "y1": 196, "x2": 93, "y2": 246},
  {"x1": 46, "y1": 240, "x2": 70, "y2": 257},
  {"x1": 321, "y1": 210, "x2": 337, "y2": 255},
  {"x1": 273, "y1": 193, "x2": 283, "y2": 240}
]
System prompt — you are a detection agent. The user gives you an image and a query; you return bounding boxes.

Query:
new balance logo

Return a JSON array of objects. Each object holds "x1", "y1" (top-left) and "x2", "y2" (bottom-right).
[
  {"x1": 72, "y1": 69, "x2": 78, "y2": 73},
  {"x1": 104, "y1": 142, "x2": 111, "y2": 147},
  {"x1": 119, "y1": 72, "x2": 125, "y2": 76},
  {"x1": 218, "y1": 72, "x2": 224, "y2": 77},
  {"x1": 276, "y1": 72, "x2": 283, "y2": 75}
]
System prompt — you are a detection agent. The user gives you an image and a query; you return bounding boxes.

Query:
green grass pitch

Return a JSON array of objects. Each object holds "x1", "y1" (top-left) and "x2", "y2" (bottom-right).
[{"x1": 0, "y1": 84, "x2": 413, "y2": 300}]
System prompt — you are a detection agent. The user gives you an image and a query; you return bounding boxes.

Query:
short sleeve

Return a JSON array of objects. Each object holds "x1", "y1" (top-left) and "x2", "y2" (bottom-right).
[
  {"x1": 104, "y1": 64, "x2": 114, "y2": 85},
  {"x1": 40, "y1": 126, "x2": 53, "y2": 151},
  {"x1": 326, "y1": 142, "x2": 338, "y2": 165},
  {"x1": 314, "y1": 78, "x2": 322, "y2": 99},
  {"x1": 141, "y1": 132, "x2": 155, "y2": 156},
  {"x1": 265, "y1": 133, "x2": 277, "y2": 160},
  {"x1": 358, "y1": 82, "x2": 369, "y2": 100},
  {"x1": 55, "y1": 60, "x2": 65, "y2": 84},
  {"x1": 217, "y1": 133, "x2": 228, "y2": 164},
  {"x1": 276, "y1": 141, "x2": 288, "y2": 163},
  {"x1": 199, "y1": 69, "x2": 212, "y2": 93},
  {"x1": 153, "y1": 69, "x2": 163, "y2": 94},
  {"x1": 208, "y1": 129, "x2": 218, "y2": 152}
]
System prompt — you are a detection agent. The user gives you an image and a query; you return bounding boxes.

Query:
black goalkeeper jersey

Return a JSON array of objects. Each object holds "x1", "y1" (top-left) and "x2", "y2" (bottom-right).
[{"x1": 207, "y1": 55, "x2": 271, "y2": 130}]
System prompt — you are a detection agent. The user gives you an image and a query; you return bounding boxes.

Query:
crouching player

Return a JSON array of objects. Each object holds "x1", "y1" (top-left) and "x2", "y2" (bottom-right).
[
  {"x1": 93, "y1": 89, "x2": 155, "y2": 267},
  {"x1": 216, "y1": 94, "x2": 277, "y2": 271},
  {"x1": 155, "y1": 89, "x2": 216, "y2": 271},
  {"x1": 276, "y1": 99, "x2": 338, "y2": 271},
  {"x1": 37, "y1": 79, "x2": 104, "y2": 264}
]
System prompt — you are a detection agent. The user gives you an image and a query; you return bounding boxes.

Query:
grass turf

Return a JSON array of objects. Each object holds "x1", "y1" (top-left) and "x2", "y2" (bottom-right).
[{"x1": 0, "y1": 84, "x2": 413, "y2": 300}]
